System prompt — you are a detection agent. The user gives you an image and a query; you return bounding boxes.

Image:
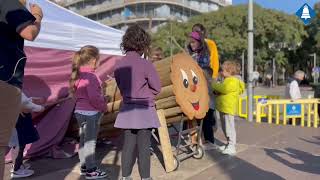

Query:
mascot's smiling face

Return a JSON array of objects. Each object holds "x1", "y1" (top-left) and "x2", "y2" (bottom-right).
[{"x1": 171, "y1": 53, "x2": 209, "y2": 120}]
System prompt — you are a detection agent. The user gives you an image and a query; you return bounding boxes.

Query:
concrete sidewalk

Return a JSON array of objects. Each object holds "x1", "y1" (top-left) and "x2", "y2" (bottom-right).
[
  {"x1": 4, "y1": 119, "x2": 320, "y2": 180},
  {"x1": 188, "y1": 121, "x2": 320, "y2": 180}
]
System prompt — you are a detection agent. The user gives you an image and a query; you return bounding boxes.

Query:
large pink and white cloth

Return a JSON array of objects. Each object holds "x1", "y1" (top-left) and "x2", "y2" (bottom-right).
[{"x1": 6, "y1": 0, "x2": 123, "y2": 160}]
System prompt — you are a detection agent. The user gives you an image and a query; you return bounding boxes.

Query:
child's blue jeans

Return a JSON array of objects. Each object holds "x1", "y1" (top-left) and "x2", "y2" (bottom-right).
[{"x1": 75, "y1": 113, "x2": 102, "y2": 171}]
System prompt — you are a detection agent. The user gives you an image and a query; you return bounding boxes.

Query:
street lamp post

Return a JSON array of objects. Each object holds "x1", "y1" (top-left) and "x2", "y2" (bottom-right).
[
  {"x1": 170, "y1": 21, "x2": 173, "y2": 57},
  {"x1": 242, "y1": 51, "x2": 245, "y2": 80},
  {"x1": 272, "y1": 57, "x2": 276, "y2": 87},
  {"x1": 247, "y1": 0, "x2": 254, "y2": 122},
  {"x1": 268, "y1": 42, "x2": 288, "y2": 87}
]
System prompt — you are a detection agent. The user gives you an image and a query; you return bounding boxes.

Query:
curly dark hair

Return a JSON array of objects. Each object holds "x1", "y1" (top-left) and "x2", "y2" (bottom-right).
[{"x1": 120, "y1": 24, "x2": 151, "y2": 55}]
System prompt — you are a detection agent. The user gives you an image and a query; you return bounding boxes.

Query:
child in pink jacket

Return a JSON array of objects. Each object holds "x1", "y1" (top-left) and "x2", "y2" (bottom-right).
[{"x1": 69, "y1": 45, "x2": 107, "y2": 180}]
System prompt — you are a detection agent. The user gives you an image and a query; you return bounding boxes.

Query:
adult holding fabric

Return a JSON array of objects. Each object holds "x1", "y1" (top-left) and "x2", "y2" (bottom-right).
[
  {"x1": 0, "y1": 0, "x2": 42, "y2": 178},
  {"x1": 192, "y1": 23, "x2": 220, "y2": 79},
  {"x1": 187, "y1": 23, "x2": 220, "y2": 150}
]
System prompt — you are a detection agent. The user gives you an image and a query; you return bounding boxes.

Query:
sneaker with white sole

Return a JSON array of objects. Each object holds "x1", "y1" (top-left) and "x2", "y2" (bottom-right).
[
  {"x1": 119, "y1": 177, "x2": 133, "y2": 180},
  {"x1": 221, "y1": 145, "x2": 236, "y2": 155},
  {"x1": 80, "y1": 166, "x2": 86, "y2": 176},
  {"x1": 11, "y1": 168, "x2": 34, "y2": 178},
  {"x1": 10, "y1": 163, "x2": 31, "y2": 173},
  {"x1": 86, "y1": 168, "x2": 108, "y2": 179},
  {"x1": 218, "y1": 145, "x2": 227, "y2": 152}
]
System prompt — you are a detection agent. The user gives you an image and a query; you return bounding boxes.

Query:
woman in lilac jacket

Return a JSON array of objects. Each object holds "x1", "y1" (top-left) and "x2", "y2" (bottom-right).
[{"x1": 114, "y1": 24, "x2": 161, "y2": 180}]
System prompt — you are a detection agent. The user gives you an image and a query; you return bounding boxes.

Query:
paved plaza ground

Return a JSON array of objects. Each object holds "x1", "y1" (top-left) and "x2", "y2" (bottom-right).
[{"x1": 3, "y1": 86, "x2": 320, "y2": 180}]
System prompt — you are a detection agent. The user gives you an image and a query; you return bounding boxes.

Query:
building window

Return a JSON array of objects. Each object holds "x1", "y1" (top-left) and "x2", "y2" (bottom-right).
[
  {"x1": 87, "y1": 14, "x2": 97, "y2": 20},
  {"x1": 155, "y1": 4, "x2": 170, "y2": 18},
  {"x1": 136, "y1": 3, "x2": 145, "y2": 18}
]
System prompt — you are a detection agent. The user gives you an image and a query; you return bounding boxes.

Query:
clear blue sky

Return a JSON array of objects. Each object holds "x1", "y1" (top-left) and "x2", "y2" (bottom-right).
[{"x1": 233, "y1": 0, "x2": 319, "y2": 14}]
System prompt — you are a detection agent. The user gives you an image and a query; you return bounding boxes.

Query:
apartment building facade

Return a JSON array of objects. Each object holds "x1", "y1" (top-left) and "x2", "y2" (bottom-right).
[{"x1": 61, "y1": 0, "x2": 232, "y2": 30}]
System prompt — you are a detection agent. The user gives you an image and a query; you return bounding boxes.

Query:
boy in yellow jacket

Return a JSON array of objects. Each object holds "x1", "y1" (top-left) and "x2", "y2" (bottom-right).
[{"x1": 212, "y1": 61, "x2": 245, "y2": 155}]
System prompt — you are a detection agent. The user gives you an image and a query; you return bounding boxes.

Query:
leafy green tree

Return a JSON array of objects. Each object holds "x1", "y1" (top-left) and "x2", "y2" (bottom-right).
[
  {"x1": 293, "y1": 2, "x2": 320, "y2": 79},
  {"x1": 152, "y1": 4, "x2": 306, "y2": 74}
]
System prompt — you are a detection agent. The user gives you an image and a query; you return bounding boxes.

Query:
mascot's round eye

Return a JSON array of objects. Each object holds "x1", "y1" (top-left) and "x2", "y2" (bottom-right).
[
  {"x1": 183, "y1": 79, "x2": 189, "y2": 88},
  {"x1": 191, "y1": 70, "x2": 199, "y2": 85},
  {"x1": 180, "y1": 69, "x2": 189, "y2": 88}
]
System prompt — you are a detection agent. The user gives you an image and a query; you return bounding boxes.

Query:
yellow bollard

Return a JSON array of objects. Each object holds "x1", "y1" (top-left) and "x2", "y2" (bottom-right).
[
  {"x1": 256, "y1": 103, "x2": 261, "y2": 123},
  {"x1": 245, "y1": 97, "x2": 248, "y2": 119},
  {"x1": 308, "y1": 104, "x2": 312, "y2": 127},
  {"x1": 292, "y1": 118, "x2": 296, "y2": 126},
  {"x1": 276, "y1": 104, "x2": 280, "y2": 125},
  {"x1": 238, "y1": 97, "x2": 243, "y2": 118},
  {"x1": 239, "y1": 95, "x2": 281, "y2": 120},
  {"x1": 314, "y1": 103, "x2": 318, "y2": 128},
  {"x1": 283, "y1": 104, "x2": 287, "y2": 125},
  {"x1": 238, "y1": 97, "x2": 248, "y2": 119},
  {"x1": 268, "y1": 104, "x2": 272, "y2": 124},
  {"x1": 301, "y1": 104, "x2": 305, "y2": 127},
  {"x1": 254, "y1": 98, "x2": 318, "y2": 128}
]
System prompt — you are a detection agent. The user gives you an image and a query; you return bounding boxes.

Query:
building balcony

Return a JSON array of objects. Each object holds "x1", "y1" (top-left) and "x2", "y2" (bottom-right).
[
  {"x1": 67, "y1": 0, "x2": 225, "y2": 17},
  {"x1": 99, "y1": 16, "x2": 168, "y2": 26},
  {"x1": 65, "y1": 0, "x2": 231, "y2": 8}
]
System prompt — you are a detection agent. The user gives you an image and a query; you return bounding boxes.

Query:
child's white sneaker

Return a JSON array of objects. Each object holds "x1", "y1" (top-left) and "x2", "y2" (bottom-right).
[
  {"x1": 119, "y1": 177, "x2": 133, "y2": 180},
  {"x1": 221, "y1": 145, "x2": 236, "y2": 155},
  {"x1": 85, "y1": 168, "x2": 108, "y2": 179},
  {"x1": 11, "y1": 168, "x2": 34, "y2": 178},
  {"x1": 218, "y1": 145, "x2": 227, "y2": 152}
]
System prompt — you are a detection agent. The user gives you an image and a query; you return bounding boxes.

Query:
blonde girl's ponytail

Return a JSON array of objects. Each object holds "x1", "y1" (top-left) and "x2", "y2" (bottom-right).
[
  {"x1": 69, "y1": 45, "x2": 100, "y2": 97},
  {"x1": 69, "y1": 51, "x2": 81, "y2": 97}
]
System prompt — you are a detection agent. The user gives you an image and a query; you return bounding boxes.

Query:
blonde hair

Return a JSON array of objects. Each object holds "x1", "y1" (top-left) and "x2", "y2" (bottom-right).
[
  {"x1": 69, "y1": 45, "x2": 99, "y2": 96},
  {"x1": 222, "y1": 60, "x2": 238, "y2": 76}
]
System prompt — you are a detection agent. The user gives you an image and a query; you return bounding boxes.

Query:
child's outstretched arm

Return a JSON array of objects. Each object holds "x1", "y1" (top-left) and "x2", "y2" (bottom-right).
[
  {"x1": 212, "y1": 79, "x2": 237, "y2": 94},
  {"x1": 87, "y1": 74, "x2": 107, "y2": 112}
]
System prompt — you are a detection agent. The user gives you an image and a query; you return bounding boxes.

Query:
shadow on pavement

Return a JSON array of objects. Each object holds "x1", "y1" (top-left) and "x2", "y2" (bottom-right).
[
  {"x1": 299, "y1": 136, "x2": 320, "y2": 146},
  {"x1": 265, "y1": 147, "x2": 320, "y2": 175},
  {"x1": 202, "y1": 150, "x2": 285, "y2": 180}
]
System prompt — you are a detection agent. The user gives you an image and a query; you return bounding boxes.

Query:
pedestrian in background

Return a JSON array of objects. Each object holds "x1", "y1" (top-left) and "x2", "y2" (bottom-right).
[{"x1": 285, "y1": 70, "x2": 305, "y2": 100}]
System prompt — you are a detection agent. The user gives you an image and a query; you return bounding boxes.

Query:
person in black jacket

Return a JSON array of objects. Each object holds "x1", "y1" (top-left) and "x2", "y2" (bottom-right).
[{"x1": 0, "y1": 0, "x2": 42, "y2": 178}]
